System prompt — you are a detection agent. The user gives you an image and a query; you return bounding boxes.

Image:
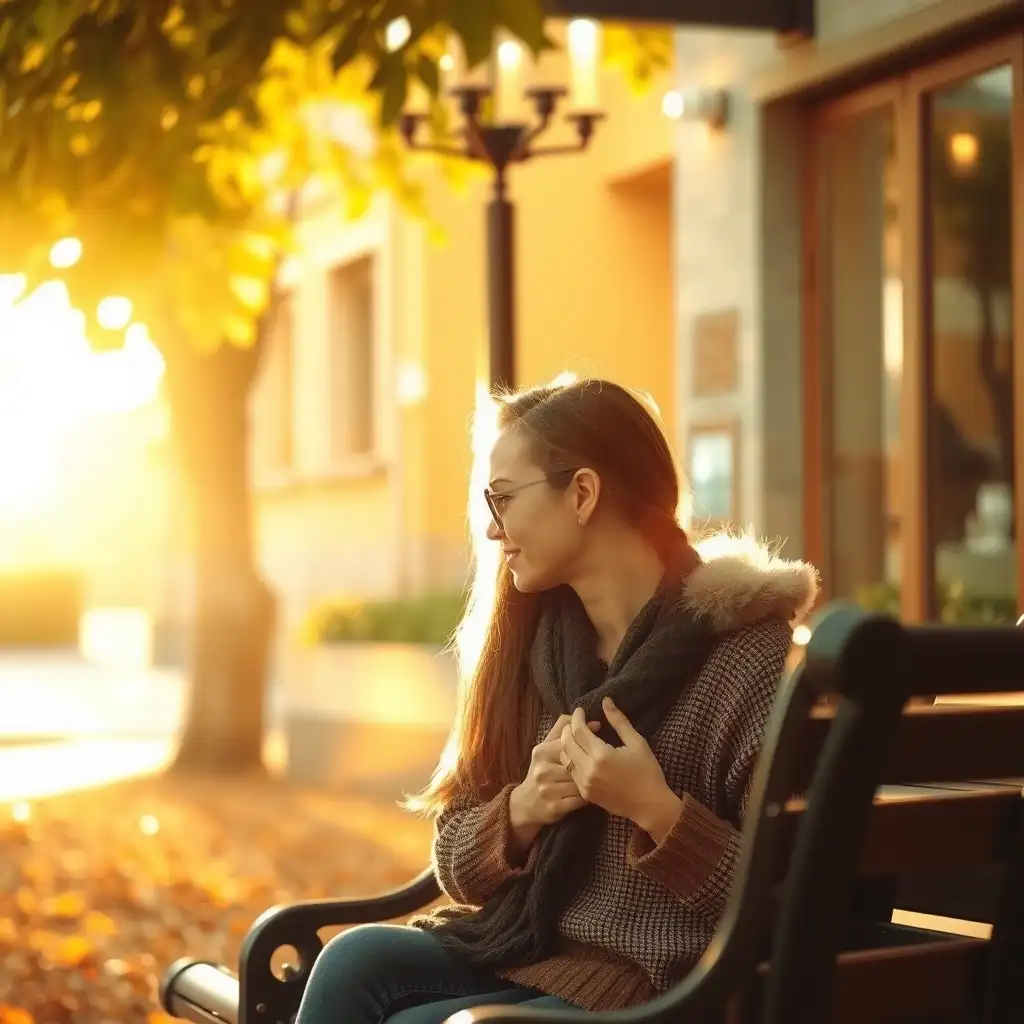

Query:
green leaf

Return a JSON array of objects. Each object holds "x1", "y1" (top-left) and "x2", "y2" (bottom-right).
[
  {"x1": 415, "y1": 53, "x2": 439, "y2": 96},
  {"x1": 330, "y1": 12, "x2": 368, "y2": 73},
  {"x1": 379, "y1": 63, "x2": 408, "y2": 125},
  {"x1": 495, "y1": 0, "x2": 553, "y2": 56},
  {"x1": 448, "y1": 0, "x2": 495, "y2": 68}
]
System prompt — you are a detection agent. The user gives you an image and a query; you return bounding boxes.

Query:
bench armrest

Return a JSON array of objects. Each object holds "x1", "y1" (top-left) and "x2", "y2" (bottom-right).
[
  {"x1": 235, "y1": 868, "x2": 441, "y2": 1024},
  {"x1": 243, "y1": 867, "x2": 442, "y2": 949}
]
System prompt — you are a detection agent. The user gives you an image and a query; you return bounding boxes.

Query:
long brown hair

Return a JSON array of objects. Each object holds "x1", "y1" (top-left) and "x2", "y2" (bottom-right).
[{"x1": 408, "y1": 378, "x2": 688, "y2": 815}]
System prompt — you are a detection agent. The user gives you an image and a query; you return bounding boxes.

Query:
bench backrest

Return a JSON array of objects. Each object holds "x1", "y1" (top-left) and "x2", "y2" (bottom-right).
[
  {"x1": 760, "y1": 609, "x2": 1024, "y2": 1024},
  {"x1": 655, "y1": 606, "x2": 1024, "y2": 1024}
]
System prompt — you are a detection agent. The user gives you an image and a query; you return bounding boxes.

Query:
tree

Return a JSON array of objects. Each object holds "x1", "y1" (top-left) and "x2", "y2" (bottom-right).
[{"x1": 0, "y1": 0, "x2": 672, "y2": 772}]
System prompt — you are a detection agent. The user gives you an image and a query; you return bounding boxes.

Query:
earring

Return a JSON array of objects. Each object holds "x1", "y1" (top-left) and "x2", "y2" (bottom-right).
[{"x1": 577, "y1": 516, "x2": 584, "y2": 525}]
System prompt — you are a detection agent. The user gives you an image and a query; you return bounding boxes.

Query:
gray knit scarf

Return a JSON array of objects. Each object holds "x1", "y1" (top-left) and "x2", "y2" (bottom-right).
[{"x1": 412, "y1": 543, "x2": 717, "y2": 969}]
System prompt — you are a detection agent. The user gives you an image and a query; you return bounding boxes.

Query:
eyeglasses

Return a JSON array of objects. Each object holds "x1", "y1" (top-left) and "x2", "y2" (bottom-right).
[{"x1": 484, "y1": 469, "x2": 579, "y2": 531}]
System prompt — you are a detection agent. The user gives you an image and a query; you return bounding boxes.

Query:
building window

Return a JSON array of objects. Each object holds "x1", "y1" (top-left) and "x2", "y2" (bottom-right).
[
  {"x1": 688, "y1": 424, "x2": 738, "y2": 528},
  {"x1": 253, "y1": 290, "x2": 294, "y2": 475},
  {"x1": 328, "y1": 255, "x2": 376, "y2": 461}
]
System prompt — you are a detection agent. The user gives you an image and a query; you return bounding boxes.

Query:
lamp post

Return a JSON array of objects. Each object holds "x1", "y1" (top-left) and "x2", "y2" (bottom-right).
[{"x1": 398, "y1": 28, "x2": 605, "y2": 392}]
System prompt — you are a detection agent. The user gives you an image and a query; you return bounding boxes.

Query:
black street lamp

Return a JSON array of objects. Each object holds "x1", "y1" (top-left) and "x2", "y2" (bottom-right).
[{"x1": 398, "y1": 65, "x2": 604, "y2": 392}]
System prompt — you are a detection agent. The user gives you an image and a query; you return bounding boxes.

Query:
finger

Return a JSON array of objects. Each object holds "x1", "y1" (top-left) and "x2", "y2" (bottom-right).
[
  {"x1": 554, "y1": 794, "x2": 588, "y2": 814},
  {"x1": 544, "y1": 714, "x2": 574, "y2": 743},
  {"x1": 536, "y1": 758, "x2": 577, "y2": 782},
  {"x1": 543, "y1": 779, "x2": 583, "y2": 800},
  {"x1": 570, "y1": 707, "x2": 606, "y2": 755},
  {"x1": 560, "y1": 723, "x2": 589, "y2": 768},
  {"x1": 602, "y1": 696, "x2": 646, "y2": 749},
  {"x1": 534, "y1": 739, "x2": 568, "y2": 767}
]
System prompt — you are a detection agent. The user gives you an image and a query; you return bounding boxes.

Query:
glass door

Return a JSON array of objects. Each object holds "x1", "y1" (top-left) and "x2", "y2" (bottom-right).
[
  {"x1": 913, "y1": 42, "x2": 1023, "y2": 623},
  {"x1": 808, "y1": 37, "x2": 1024, "y2": 622},
  {"x1": 809, "y1": 90, "x2": 904, "y2": 612}
]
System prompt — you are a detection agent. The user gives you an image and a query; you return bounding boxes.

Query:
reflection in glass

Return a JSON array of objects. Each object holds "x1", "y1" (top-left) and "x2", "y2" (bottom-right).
[
  {"x1": 928, "y1": 66, "x2": 1017, "y2": 623},
  {"x1": 818, "y1": 105, "x2": 903, "y2": 609}
]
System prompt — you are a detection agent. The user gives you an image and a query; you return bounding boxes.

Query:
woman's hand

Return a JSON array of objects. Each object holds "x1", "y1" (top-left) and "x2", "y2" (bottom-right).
[
  {"x1": 560, "y1": 697, "x2": 683, "y2": 843},
  {"x1": 508, "y1": 714, "x2": 601, "y2": 855}
]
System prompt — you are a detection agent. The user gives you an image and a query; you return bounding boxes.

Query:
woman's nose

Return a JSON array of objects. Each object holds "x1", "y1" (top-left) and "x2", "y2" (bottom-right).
[{"x1": 485, "y1": 520, "x2": 503, "y2": 542}]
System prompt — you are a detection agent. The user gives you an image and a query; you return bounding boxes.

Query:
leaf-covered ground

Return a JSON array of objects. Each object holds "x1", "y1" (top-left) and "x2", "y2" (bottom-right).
[{"x1": 0, "y1": 771, "x2": 434, "y2": 1024}]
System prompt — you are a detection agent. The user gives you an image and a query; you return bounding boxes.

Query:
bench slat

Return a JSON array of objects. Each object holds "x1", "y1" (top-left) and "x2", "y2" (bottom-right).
[
  {"x1": 797, "y1": 705, "x2": 1024, "y2": 790},
  {"x1": 828, "y1": 935, "x2": 987, "y2": 1024},
  {"x1": 776, "y1": 788, "x2": 1022, "y2": 880},
  {"x1": 749, "y1": 926, "x2": 988, "y2": 1024}
]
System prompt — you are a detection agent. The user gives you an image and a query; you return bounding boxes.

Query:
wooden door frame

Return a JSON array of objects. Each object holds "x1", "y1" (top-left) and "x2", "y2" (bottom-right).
[{"x1": 804, "y1": 33, "x2": 1024, "y2": 620}]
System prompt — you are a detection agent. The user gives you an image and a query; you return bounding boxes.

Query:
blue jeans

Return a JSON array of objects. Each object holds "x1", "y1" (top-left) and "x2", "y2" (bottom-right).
[{"x1": 294, "y1": 924, "x2": 577, "y2": 1024}]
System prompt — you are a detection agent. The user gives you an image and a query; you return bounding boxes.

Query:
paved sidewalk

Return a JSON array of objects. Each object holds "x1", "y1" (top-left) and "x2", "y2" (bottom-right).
[
  {"x1": 0, "y1": 652, "x2": 285, "y2": 802},
  {"x1": 0, "y1": 650, "x2": 186, "y2": 743}
]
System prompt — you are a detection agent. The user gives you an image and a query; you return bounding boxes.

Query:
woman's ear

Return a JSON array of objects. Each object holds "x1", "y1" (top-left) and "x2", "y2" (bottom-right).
[{"x1": 571, "y1": 468, "x2": 601, "y2": 525}]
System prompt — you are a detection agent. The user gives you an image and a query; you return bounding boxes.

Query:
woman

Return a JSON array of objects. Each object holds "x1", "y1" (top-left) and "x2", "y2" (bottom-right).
[{"x1": 296, "y1": 379, "x2": 818, "y2": 1024}]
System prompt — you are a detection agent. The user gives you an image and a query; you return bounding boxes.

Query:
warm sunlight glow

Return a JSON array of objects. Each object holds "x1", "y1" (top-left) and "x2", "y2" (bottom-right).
[
  {"x1": 80, "y1": 607, "x2": 154, "y2": 671},
  {"x1": 385, "y1": 17, "x2": 411, "y2": 53},
  {"x1": 1017, "y1": 612, "x2": 1023, "y2": 627},
  {"x1": 49, "y1": 236, "x2": 83, "y2": 269},
  {"x1": 139, "y1": 814, "x2": 161, "y2": 836},
  {"x1": 793, "y1": 624, "x2": 812, "y2": 646},
  {"x1": 468, "y1": 381, "x2": 502, "y2": 571},
  {"x1": 0, "y1": 280, "x2": 165, "y2": 523},
  {"x1": 453, "y1": 382, "x2": 503, "y2": 695},
  {"x1": 0, "y1": 738, "x2": 173, "y2": 801},
  {"x1": 97, "y1": 295, "x2": 133, "y2": 330},
  {"x1": 396, "y1": 361, "x2": 428, "y2": 406},
  {"x1": 0, "y1": 273, "x2": 26, "y2": 306}
]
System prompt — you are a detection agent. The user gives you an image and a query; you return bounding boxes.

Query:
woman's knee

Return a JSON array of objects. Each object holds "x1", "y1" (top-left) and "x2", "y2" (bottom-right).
[
  {"x1": 307, "y1": 924, "x2": 452, "y2": 991},
  {"x1": 311, "y1": 925, "x2": 412, "y2": 983}
]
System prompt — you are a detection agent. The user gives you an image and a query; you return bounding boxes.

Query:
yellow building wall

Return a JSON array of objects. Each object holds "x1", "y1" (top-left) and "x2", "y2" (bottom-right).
[
  {"x1": 256, "y1": 59, "x2": 677, "y2": 610},
  {"x1": 254, "y1": 201, "x2": 401, "y2": 647},
  {"x1": 403, "y1": 72, "x2": 676, "y2": 592}
]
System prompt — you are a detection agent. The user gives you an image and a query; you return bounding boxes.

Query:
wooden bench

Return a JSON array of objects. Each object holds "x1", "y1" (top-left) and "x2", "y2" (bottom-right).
[{"x1": 160, "y1": 605, "x2": 1024, "y2": 1024}]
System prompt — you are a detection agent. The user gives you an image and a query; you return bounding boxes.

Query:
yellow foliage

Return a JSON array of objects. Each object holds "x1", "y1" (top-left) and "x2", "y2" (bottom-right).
[
  {"x1": 82, "y1": 910, "x2": 118, "y2": 936},
  {"x1": 41, "y1": 892, "x2": 86, "y2": 918},
  {"x1": 0, "y1": 1006, "x2": 34, "y2": 1024},
  {"x1": 0, "y1": 5, "x2": 669, "y2": 359},
  {"x1": 19, "y1": 42, "x2": 45, "y2": 72},
  {"x1": 160, "y1": 5, "x2": 185, "y2": 32},
  {"x1": 602, "y1": 24, "x2": 675, "y2": 93}
]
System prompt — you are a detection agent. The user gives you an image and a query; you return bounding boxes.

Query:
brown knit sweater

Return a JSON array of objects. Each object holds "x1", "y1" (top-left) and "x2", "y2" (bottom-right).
[{"x1": 430, "y1": 540, "x2": 819, "y2": 1011}]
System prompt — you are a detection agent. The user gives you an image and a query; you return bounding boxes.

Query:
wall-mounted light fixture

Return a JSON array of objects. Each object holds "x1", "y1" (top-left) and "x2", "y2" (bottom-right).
[{"x1": 661, "y1": 88, "x2": 730, "y2": 129}]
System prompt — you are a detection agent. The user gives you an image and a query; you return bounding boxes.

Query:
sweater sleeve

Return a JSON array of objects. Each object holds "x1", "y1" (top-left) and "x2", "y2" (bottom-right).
[
  {"x1": 432, "y1": 783, "x2": 541, "y2": 906},
  {"x1": 625, "y1": 616, "x2": 793, "y2": 923}
]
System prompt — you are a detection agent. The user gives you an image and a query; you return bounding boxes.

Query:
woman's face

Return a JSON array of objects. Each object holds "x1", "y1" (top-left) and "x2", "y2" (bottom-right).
[{"x1": 485, "y1": 429, "x2": 585, "y2": 593}]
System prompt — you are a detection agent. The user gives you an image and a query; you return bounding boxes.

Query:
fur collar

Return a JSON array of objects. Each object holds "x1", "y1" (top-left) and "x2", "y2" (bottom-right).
[{"x1": 681, "y1": 534, "x2": 819, "y2": 635}]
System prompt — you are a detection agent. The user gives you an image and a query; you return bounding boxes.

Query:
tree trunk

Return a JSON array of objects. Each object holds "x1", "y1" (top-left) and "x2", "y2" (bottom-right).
[{"x1": 162, "y1": 334, "x2": 276, "y2": 773}]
